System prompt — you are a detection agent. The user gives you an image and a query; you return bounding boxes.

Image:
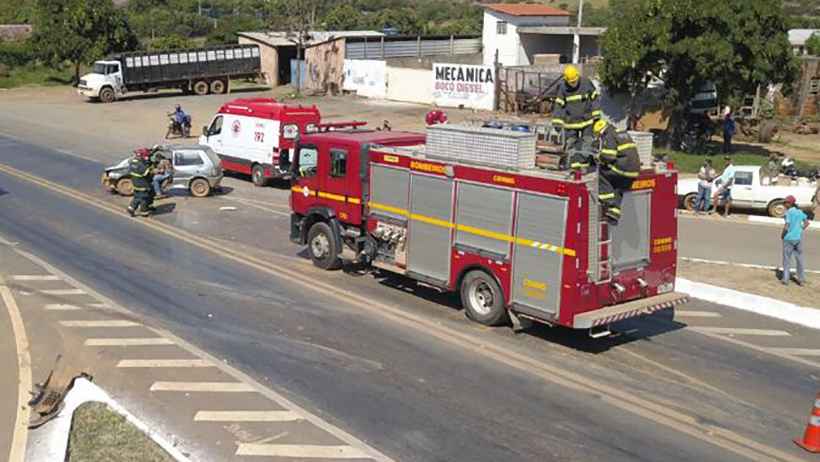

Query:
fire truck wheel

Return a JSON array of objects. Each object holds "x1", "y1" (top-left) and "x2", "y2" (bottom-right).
[
  {"x1": 251, "y1": 164, "x2": 267, "y2": 187},
  {"x1": 307, "y1": 222, "x2": 342, "y2": 270},
  {"x1": 461, "y1": 270, "x2": 507, "y2": 326}
]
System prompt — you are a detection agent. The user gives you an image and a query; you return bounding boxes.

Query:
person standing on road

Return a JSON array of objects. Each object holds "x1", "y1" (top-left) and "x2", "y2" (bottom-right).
[
  {"x1": 127, "y1": 149, "x2": 154, "y2": 217},
  {"x1": 712, "y1": 156, "x2": 735, "y2": 217},
  {"x1": 695, "y1": 158, "x2": 716, "y2": 214},
  {"x1": 722, "y1": 108, "x2": 736, "y2": 154},
  {"x1": 781, "y1": 195, "x2": 809, "y2": 286}
]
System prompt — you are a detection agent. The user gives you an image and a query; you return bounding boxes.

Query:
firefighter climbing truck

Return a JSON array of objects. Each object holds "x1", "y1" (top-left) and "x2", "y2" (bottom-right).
[{"x1": 289, "y1": 123, "x2": 687, "y2": 334}]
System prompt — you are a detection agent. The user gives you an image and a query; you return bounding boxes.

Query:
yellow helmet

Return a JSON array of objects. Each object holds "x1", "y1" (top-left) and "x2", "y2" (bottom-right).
[
  {"x1": 563, "y1": 65, "x2": 580, "y2": 86},
  {"x1": 593, "y1": 119, "x2": 608, "y2": 135}
]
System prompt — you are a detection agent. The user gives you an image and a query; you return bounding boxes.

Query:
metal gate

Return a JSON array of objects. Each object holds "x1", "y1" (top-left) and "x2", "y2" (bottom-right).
[
  {"x1": 612, "y1": 190, "x2": 651, "y2": 269},
  {"x1": 406, "y1": 174, "x2": 454, "y2": 284},
  {"x1": 511, "y1": 192, "x2": 567, "y2": 318}
]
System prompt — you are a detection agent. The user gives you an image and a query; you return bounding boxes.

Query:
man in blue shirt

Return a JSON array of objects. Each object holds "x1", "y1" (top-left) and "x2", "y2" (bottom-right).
[
  {"x1": 711, "y1": 156, "x2": 735, "y2": 217},
  {"x1": 781, "y1": 195, "x2": 809, "y2": 286}
]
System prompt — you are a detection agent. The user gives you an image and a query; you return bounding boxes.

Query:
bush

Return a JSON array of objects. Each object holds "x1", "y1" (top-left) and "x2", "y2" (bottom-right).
[
  {"x1": 807, "y1": 33, "x2": 820, "y2": 56},
  {"x1": 0, "y1": 40, "x2": 35, "y2": 67}
]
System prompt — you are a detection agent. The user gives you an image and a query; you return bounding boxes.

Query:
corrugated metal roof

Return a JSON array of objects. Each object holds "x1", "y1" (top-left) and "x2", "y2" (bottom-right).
[
  {"x1": 237, "y1": 30, "x2": 383, "y2": 48},
  {"x1": 484, "y1": 3, "x2": 570, "y2": 17},
  {"x1": 789, "y1": 29, "x2": 820, "y2": 46},
  {"x1": 517, "y1": 26, "x2": 606, "y2": 36}
]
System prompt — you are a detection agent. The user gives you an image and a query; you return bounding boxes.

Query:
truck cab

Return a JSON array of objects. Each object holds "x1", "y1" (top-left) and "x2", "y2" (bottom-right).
[{"x1": 78, "y1": 60, "x2": 125, "y2": 102}]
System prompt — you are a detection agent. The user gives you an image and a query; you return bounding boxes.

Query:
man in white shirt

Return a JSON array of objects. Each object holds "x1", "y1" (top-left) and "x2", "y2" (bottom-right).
[{"x1": 695, "y1": 159, "x2": 716, "y2": 214}]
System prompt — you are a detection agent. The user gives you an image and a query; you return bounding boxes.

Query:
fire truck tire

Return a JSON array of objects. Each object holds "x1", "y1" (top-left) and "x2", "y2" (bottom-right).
[
  {"x1": 460, "y1": 270, "x2": 507, "y2": 326},
  {"x1": 307, "y1": 222, "x2": 342, "y2": 270},
  {"x1": 251, "y1": 164, "x2": 268, "y2": 187}
]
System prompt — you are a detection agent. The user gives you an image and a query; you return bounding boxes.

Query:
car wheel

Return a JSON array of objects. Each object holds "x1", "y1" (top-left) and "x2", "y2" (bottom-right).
[
  {"x1": 307, "y1": 222, "x2": 341, "y2": 270},
  {"x1": 210, "y1": 79, "x2": 226, "y2": 95},
  {"x1": 193, "y1": 80, "x2": 209, "y2": 96},
  {"x1": 251, "y1": 164, "x2": 267, "y2": 187},
  {"x1": 116, "y1": 178, "x2": 134, "y2": 196},
  {"x1": 189, "y1": 178, "x2": 211, "y2": 197},
  {"x1": 99, "y1": 87, "x2": 115, "y2": 103},
  {"x1": 768, "y1": 199, "x2": 787, "y2": 218},
  {"x1": 460, "y1": 270, "x2": 508, "y2": 326},
  {"x1": 683, "y1": 193, "x2": 697, "y2": 212}
]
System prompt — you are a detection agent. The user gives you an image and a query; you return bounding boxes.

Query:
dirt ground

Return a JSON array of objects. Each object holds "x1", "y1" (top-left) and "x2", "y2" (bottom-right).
[{"x1": 678, "y1": 260, "x2": 818, "y2": 309}]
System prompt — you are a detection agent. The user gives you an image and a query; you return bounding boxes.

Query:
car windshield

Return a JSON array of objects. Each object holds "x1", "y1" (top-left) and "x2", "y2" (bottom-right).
[{"x1": 92, "y1": 63, "x2": 108, "y2": 74}]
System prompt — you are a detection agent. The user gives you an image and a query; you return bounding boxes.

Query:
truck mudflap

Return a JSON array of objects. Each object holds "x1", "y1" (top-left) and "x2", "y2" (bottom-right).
[{"x1": 572, "y1": 292, "x2": 689, "y2": 329}]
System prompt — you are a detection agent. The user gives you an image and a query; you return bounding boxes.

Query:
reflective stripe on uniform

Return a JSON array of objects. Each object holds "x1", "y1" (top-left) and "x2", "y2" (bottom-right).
[
  {"x1": 611, "y1": 165, "x2": 639, "y2": 178},
  {"x1": 563, "y1": 119, "x2": 595, "y2": 130},
  {"x1": 600, "y1": 149, "x2": 618, "y2": 158},
  {"x1": 608, "y1": 207, "x2": 621, "y2": 215},
  {"x1": 551, "y1": 118, "x2": 565, "y2": 126},
  {"x1": 554, "y1": 98, "x2": 566, "y2": 106},
  {"x1": 571, "y1": 162, "x2": 590, "y2": 169},
  {"x1": 617, "y1": 142, "x2": 637, "y2": 152},
  {"x1": 591, "y1": 110, "x2": 602, "y2": 117},
  {"x1": 599, "y1": 193, "x2": 616, "y2": 200}
]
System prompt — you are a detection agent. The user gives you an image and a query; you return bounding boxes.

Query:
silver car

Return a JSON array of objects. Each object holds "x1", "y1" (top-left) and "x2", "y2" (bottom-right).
[{"x1": 103, "y1": 145, "x2": 223, "y2": 198}]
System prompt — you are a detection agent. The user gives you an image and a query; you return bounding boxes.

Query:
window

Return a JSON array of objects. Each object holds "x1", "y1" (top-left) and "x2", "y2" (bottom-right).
[
  {"x1": 734, "y1": 171, "x2": 753, "y2": 186},
  {"x1": 125, "y1": 57, "x2": 133, "y2": 67},
  {"x1": 160, "y1": 54, "x2": 169, "y2": 65},
  {"x1": 198, "y1": 51, "x2": 207, "y2": 62},
  {"x1": 207, "y1": 51, "x2": 216, "y2": 61},
  {"x1": 226, "y1": 49, "x2": 234, "y2": 60},
  {"x1": 169, "y1": 53, "x2": 179, "y2": 64},
  {"x1": 174, "y1": 150, "x2": 204, "y2": 166},
  {"x1": 150, "y1": 55, "x2": 160, "y2": 65},
  {"x1": 216, "y1": 50, "x2": 225, "y2": 60},
  {"x1": 330, "y1": 149, "x2": 347, "y2": 177},
  {"x1": 208, "y1": 116, "x2": 223, "y2": 135},
  {"x1": 142, "y1": 56, "x2": 151, "y2": 66},
  {"x1": 189, "y1": 52, "x2": 198, "y2": 63},
  {"x1": 810, "y1": 79, "x2": 820, "y2": 95},
  {"x1": 297, "y1": 146, "x2": 319, "y2": 177},
  {"x1": 496, "y1": 21, "x2": 507, "y2": 35},
  {"x1": 179, "y1": 53, "x2": 188, "y2": 64},
  {"x1": 243, "y1": 48, "x2": 252, "y2": 58},
  {"x1": 106, "y1": 64, "x2": 119, "y2": 74}
]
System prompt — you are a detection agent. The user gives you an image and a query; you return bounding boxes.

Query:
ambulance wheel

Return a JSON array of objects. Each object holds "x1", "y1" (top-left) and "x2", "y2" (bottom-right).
[
  {"x1": 116, "y1": 178, "x2": 134, "y2": 196},
  {"x1": 210, "y1": 79, "x2": 226, "y2": 95},
  {"x1": 683, "y1": 193, "x2": 697, "y2": 212},
  {"x1": 251, "y1": 164, "x2": 268, "y2": 187},
  {"x1": 307, "y1": 222, "x2": 341, "y2": 270},
  {"x1": 189, "y1": 178, "x2": 211, "y2": 197},
  {"x1": 461, "y1": 270, "x2": 507, "y2": 326},
  {"x1": 193, "y1": 80, "x2": 209, "y2": 96}
]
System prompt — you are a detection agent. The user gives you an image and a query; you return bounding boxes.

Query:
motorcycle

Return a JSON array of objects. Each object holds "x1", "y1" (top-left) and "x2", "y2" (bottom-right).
[{"x1": 166, "y1": 113, "x2": 192, "y2": 138}]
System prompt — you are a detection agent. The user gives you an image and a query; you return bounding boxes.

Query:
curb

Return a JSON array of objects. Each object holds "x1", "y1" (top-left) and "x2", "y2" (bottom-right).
[
  {"x1": 676, "y1": 277, "x2": 820, "y2": 330},
  {"x1": 748, "y1": 215, "x2": 820, "y2": 229}
]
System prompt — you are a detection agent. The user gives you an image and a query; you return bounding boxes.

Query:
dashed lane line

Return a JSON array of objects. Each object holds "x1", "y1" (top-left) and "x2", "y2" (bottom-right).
[
  {"x1": 691, "y1": 327, "x2": 791, "y2": 336},
  {"x1": 40, "y1": 288, "x2": 85, "y2": 295},
  {"x1": 150, "y1": 382, "x2": 256, "y2": 392},
  {"x1": 60, "y1": 320, "x2": 141, "y2": 328},
  {"x1": 235, "y1": 444, "x2": 371, "y2": 459},
  {"x1": 194, "y1": 410, "x2": 303, "y2": 422},
  {"x1": 85, "y1": 337, "x2": 175, "y2": 346},
  {"x1": 117, "y1": 359, "x2": 212, "y2": 368},
  {"x1": 763, "y1": 348, "x2": 820, "y2": 357},
  {"x1": 44, "y1": 304, "x2": 83, "y2": 311},
  {"x1": 11, "y1": 275, "x2": 60, "y2": 281},
  {"x1": 674, "y1": 310, "x2": 722, "y2": 318}
]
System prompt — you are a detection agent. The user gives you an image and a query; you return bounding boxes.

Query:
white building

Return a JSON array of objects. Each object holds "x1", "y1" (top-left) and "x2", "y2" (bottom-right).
[
  {"x1": 481, "y1": 3, "x2": 604, "y2": 67},
  {"x1": 789, "y1": 29, "x2": 820, "y2": 56}
]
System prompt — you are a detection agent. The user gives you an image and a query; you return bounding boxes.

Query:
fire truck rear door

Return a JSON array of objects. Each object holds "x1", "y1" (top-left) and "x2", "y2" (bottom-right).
[
  {"x1": 511, "y1": 192, "x2": 568, "y2": 319},
  {"x1": 406, "y1": 173, "x2": 454, "y2": 285}
]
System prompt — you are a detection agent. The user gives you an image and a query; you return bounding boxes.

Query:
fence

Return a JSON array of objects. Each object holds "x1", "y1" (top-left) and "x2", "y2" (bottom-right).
[{"x1": 345, "y1": 35, "x2": 481, "y2": 60}]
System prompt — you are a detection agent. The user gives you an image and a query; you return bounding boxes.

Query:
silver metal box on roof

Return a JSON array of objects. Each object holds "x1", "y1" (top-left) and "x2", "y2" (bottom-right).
[{"x1": 426, "y1": 124, "x2": 537, "y2": 170}]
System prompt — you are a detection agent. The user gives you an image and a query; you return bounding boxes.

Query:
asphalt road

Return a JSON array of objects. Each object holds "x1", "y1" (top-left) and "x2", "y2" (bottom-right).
[{"x1": 1, "y1": 135, "x2": 818, "y2": 461}]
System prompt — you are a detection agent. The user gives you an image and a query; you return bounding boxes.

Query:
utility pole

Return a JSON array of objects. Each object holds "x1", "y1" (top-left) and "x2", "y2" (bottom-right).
[{"x1": 573, "y1": 0, "x2": 583, "y2": 64}]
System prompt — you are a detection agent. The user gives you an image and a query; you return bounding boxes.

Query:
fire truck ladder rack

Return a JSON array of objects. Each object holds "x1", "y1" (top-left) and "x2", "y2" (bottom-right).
[{"x1": 597, "y1": 219, "x2": 613, "y2": 284}]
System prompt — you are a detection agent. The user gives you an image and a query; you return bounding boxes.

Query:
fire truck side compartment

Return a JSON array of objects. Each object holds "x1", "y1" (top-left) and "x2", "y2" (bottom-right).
[
  {"x1": 370, "y1": 165, "x2": 409, "y2": 221},
  {"x1": 611, "y1": 190, "x2": 652, "y2": 270},
  {"x1": 406, "y1": 175, "x2": 455, "y2": 285},
  {"x1": 455, "y1": 182, "x2": 514, "y2": 259}
]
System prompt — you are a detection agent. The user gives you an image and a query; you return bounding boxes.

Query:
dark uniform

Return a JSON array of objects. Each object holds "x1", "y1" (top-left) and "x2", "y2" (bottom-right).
[
  {"x1": 552, "y1": 76, "x2": 601, "y2": 170},
  {"x1": 127, "y1": 156, "x2": 154, "y2": 216},
  {"x1": 597, "y1": 125, "x2": 640, "y2": 224}
]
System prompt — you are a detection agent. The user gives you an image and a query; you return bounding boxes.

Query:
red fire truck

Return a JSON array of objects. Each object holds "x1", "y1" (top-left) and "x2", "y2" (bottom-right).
[{"x1": 289, "y1": 124, "x2": 687, "y2": 335}]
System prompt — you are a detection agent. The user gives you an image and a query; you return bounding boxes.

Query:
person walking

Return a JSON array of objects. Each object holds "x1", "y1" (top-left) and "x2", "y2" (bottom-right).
[
  {"x1": 722, "y1": 109, "x2": 736, "y2": 154},
  {"x1": 712, "y1": 156, "x2": 735, "y2": 217},
  {"x1": 781, "y1": 195, "x2": 809, "y2": 286},
  {"x1": 695, "y1": 158, "x2": 716, "y2": 214}
]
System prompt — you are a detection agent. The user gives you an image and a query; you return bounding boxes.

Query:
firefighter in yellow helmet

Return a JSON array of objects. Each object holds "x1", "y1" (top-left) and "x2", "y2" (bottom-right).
[
  {"x1": 553, "y1": 65, "x2": 601, "y2": 165},
  {"x1": 593, "y1": 119, "x2": 641, "y2": 224}
]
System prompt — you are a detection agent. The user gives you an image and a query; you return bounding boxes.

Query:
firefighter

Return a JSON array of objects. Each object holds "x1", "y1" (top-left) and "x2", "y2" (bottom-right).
[
  {"x1": 552, "y1": 65, "x2": 601, "y2": 170},
  {"x1": 593, "y1": 119, "x2": 640, "y2": 224},
  {"x1": 127, "y1": 148, "x2": 154, "y2": 217}
]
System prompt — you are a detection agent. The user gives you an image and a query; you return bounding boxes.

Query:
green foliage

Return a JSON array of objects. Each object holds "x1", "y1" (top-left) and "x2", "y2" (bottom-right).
[
  {"x1": 0, "y1": 41, "x2": 35, "y2": 67},
  {"x1": 0, "y1": 62, "x2": 74, "y2": 89},
  {"x1": 322, "y1": 4, "x2": 365, "y2": 31},
  {"x1": 601, "y1": 0, "x2": 797, "y2": 147},
  {"x1": 32, "y1": 0, "x2": 139, "y2": 83},
  {"x1": 0, "y1": 0, "x2": 36, "y2": 23},
  {"x1": 148, "y1": 34, "x2": 195, "y2": 51},
  {"x1": 807, "y1": 33, "x2": 820, "y2": 56}
]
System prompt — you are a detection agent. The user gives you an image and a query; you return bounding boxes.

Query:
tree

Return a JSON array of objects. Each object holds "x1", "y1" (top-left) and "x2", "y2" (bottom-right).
[
  {"x1": 322, "y1": 4, "x2": 365, "y2": 31},
  {"x1": 32, "y1": 0, "x2": 138, "y2": 84},
  {"x1": 148, "y1": 34, "x2": 195, "y2": 51},
  {"x1": 600, "y1": 0, "x2": 797, "y2": 148},
  {"x1": 807, "y1": 33, "x2": 820, "y2": 56},
  {"x1": 268, "y1": 0, "x2": 333, "y2": 95}
]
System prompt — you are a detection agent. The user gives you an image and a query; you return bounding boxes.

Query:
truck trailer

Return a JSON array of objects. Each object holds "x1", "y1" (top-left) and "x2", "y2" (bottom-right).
[
  {"x1": 78, "y1": 44, "x2": 261, "y2": 103},
  {"x1": 289, "y1": 123, "x2": 688, "y2": 336}
]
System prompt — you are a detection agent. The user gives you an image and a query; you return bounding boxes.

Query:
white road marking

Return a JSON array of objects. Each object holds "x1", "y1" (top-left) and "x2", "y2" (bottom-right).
[
  {"x1": 675, "y1": 310, "x2": 722, "y2": 318},
  {"x1": 44, "y1": 304, "x2": 83, "y2": 311},
  {"x1": 764, "y1": 348, "x2": 820, "y2": 357},
  {"x1": 149, "y1": 381, "x2": 256, "y2": 392},
  {"x1": 194, "y1": 410, "x2": 303, "y2": 422},
  {"x1": 691, "y1": 327, "x2": 791, "y2": 336},
  {"x1": 85, "y1": 337, "x2": 174, "y2": 346},
  {"x1": 40, "y1": 288, "x2": 85, "y2": 295},
  {"x1": 0, "y1": 277, "x2": 32, "y2": 462},
  {"x1": 12, "y1": 275, "x2": 60, "y2": 281},
  {"x1": 117, "y1": 359, "x2": 212, "y2": 368},
  {"x1": 87, "y1": 303, "x2": 108, "y2": 308},
  {"x1": 235, "y1": 444, "x2": 371, "y2": 459},
  {"x1": 60, "y1": 320, "x2": 140, "y2": 327}
]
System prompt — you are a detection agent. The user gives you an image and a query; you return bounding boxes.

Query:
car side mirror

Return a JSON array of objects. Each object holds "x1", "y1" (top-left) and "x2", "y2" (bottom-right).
[{"x1": 202, "y1": 126, "x2": 209, "y2": 137}]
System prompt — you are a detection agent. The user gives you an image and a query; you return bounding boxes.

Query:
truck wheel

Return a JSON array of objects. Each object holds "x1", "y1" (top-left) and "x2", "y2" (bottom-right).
[
  {"x1": 683, "y1": 193, "x2": 697, "y2": 212},
  {"x1": 307, "y1": 222, "x2": 341, "y2": 270},
  {"x1": 251, "y1": 164, "x2": 268, "y2": 187},
  {"x1": 193, "y1": 80, "x2": 209, "y2": 96},
  {"x1": 189, "y1": 178, "x2": 211, "y2": 197},
  {"x1": 99, "y1": 87, "x2": 115, "y2": 103},
  {"x1": 460, "y1": 270, "x2": 508, "y2": 326},
  {"x1": 116, "y1": 178, "x2": 134, "y2": 196},
  {"x1": 768, "y1": 199, "x2": 787, "y2": 218},
  {"x1": 210, "y1": 79, "x2": 227, "y2": 94}
]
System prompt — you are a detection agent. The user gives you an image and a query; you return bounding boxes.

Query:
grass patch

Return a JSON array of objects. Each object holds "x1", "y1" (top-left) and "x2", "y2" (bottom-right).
[
  {"x1": 68, "y1": 402, "x2": 174, "y2": 462},
  {"x1": 657, "y1": 146, "x2": 819, "y2": 174},
  {"x1": 0, "y1": 63, "x2": 73, "y2": 89}
]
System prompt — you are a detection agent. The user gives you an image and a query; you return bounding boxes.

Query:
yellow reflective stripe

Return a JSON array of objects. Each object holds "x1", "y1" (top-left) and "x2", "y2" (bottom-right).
[
  {"x1": 554, "y1": 98, "x2": 566, "y2": 106},
  {"x1": 291, "y1": 185, "x2": 317, "y2": 196},
  {"x1": 563, "y1": 119, "x2": 595, "y2": 130},
  {"x1": 293, "y1": 186, "x2": 365, "y2": 203},
  {"x1": 570, "y1": 162, "x2": 589, "y2": 169},
  {"x1": 599, "y1": 193, "x2": 616, "y2": 200},
  {"x1": 600, "y1": 149, "x2": 618, "y2": 156},
  {"x1": 551, "y1": 119, "x2": 565, "y2": 126},
  {"x1": 591, "y1": 90, "x2": 599, "y2": 99},
  {"x1": 367, "y1": 203, "x2": 575, "y2": 257},
  {"x1": 611, "y1": 166, "x2": 639, "y2": 178},
  {"x1": 591, "y1": 110, "x2": 602, "y2": 116},
  {"x1": 617, "y1": 143, "x2": 637, "y2": 152},
  {"x1": 318, "y1": 191, "x2": 346, "y2": 202},
  {"x1": 566, "y1": 94, "x2": 585, "y2": 102},
  {"x1": 347, "y1": 197, "x2": 361, "y2": 205}
]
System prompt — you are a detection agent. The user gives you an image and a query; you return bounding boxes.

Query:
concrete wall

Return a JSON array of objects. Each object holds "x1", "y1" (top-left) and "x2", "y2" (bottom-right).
[
  {"x1": 303, "y1": 38, "x2": 345, "y2": 94},
  {"x1": 482, "y1": 11, "x2": 570, "y2": 66},
  {"x1": 239, "y1": 36, "x2": 278, "y2": 86},
  {"x1": 518, "y1": 34, "x2": 601, "y2": 65},
  {"x1": 343, "y1": 59, "x2": 387, "y2": 98},
  {"x1": 386, "y1": 66, "x2": 433, "y2": 104},
  {"x1": 386, "y1": 52, "x2": 482, "y2": 70}
]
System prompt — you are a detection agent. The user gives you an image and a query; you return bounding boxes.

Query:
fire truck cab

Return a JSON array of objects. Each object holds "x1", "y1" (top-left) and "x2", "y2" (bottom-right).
[{"x1": 289, "y1": 124, "x2": 687, "y2": 334}]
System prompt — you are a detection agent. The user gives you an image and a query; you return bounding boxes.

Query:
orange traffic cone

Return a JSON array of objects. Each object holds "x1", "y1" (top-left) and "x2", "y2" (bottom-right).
[{"x1": 795, "y1": 393, "x2": 820, "y2": 453}]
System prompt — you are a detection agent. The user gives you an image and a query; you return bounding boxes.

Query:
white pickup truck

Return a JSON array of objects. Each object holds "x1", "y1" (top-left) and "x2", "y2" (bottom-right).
[{"x1": 678, "y1": 165, "x2": 816, "y2": 217}]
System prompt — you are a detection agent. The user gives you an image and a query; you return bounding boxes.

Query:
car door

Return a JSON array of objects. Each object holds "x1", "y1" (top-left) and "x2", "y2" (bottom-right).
[
  {"x1": 319, "y1": 143, "x2": 359, "y2": 224},
  {"x1": 291, "y1": 143, "x2": 321, "y2": 215},
  {"x1": 201, "y1": 115, "x2": 224, "y2": 155},
  {"x1": 173, "y1": 149, "x2": 204, "y2": 187},
  {"x1": 730, "y1": 170, "x2": 756, "y2": 207}
]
